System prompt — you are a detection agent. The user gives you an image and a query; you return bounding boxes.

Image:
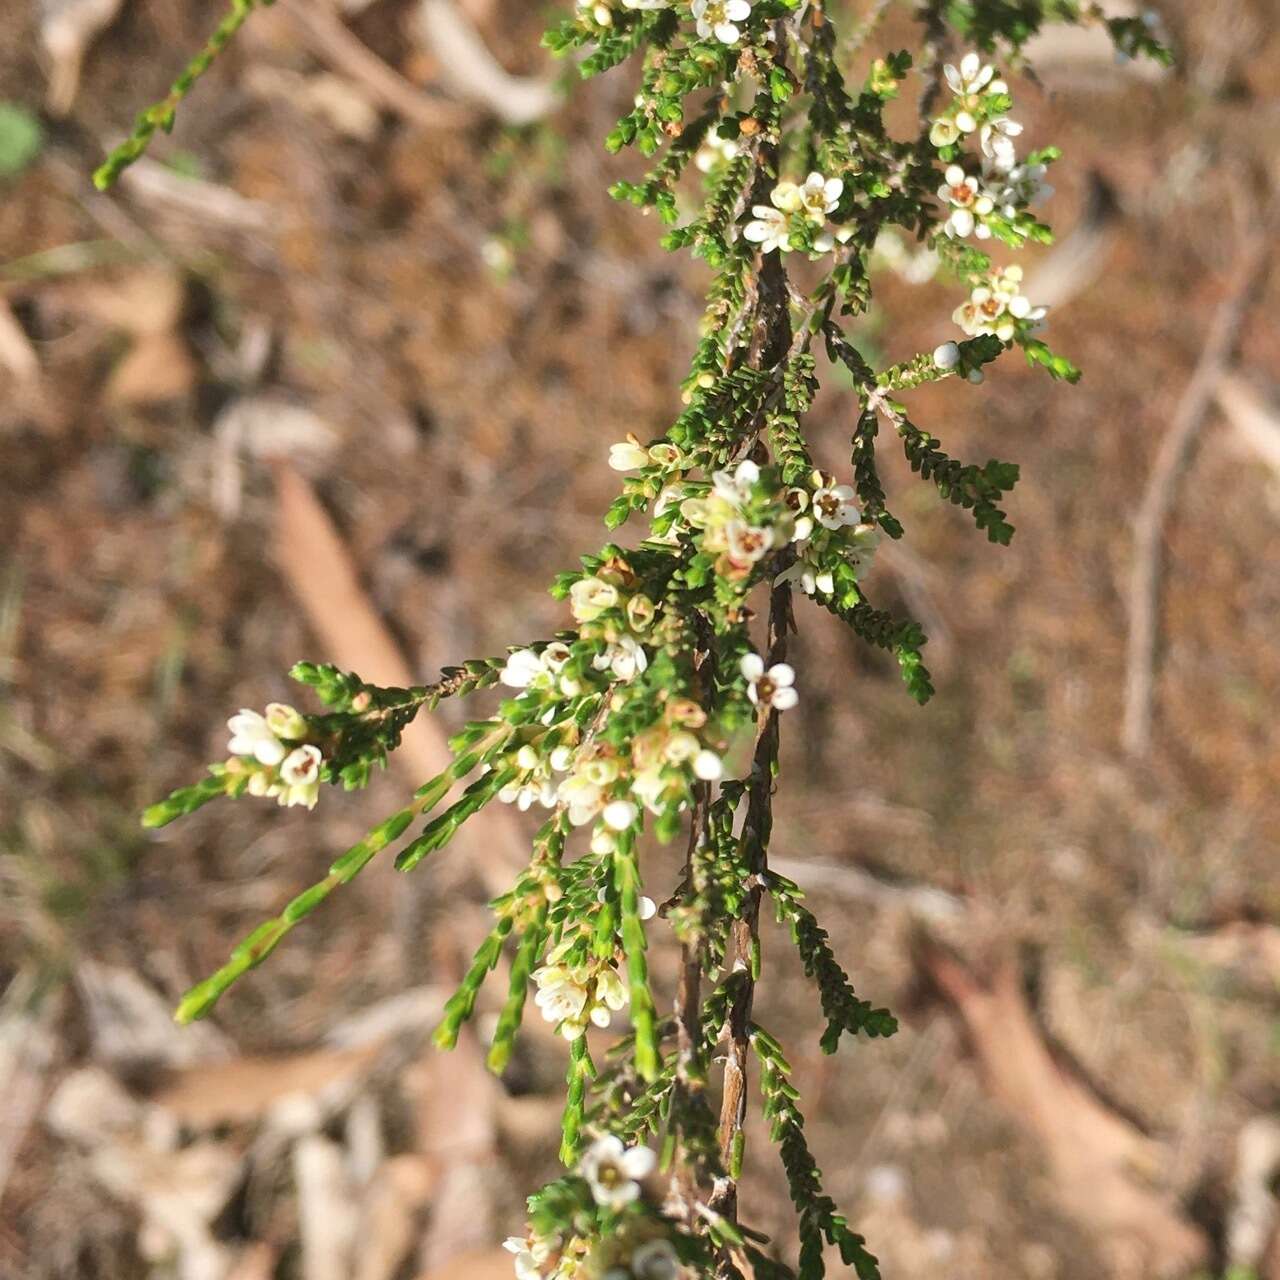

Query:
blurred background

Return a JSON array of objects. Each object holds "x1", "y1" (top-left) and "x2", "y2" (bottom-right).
[{"x1": 1, "y1": 1, "x2": 1278, "y2": 1278}]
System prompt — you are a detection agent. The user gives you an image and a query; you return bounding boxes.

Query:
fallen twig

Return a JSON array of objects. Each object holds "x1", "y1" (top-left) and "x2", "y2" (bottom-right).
[
  {"x1": 1121, "y1": 235, "x2": 1270, "y2": 759},
  {"x1": 280, "y1": 0, "x2": 472, "y2": 131}
]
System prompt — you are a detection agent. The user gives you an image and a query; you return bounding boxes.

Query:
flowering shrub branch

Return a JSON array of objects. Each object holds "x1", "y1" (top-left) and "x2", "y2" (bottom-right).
[{"x1": 105, "y1": 1, "x2": 1170, "y2": 1276}]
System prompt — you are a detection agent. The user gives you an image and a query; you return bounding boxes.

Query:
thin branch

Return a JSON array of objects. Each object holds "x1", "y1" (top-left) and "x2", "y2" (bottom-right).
[{"x1": 1121, "y1": 235, "x2": 1270, "y2": 759}]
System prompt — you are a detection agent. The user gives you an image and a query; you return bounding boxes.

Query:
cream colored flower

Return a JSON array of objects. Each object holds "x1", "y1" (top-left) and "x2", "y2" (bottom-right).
[
  {"x1": 570, "y1": 577, "x2": 621, "y2": 622},
  {"x1": 609, "y1": 438, "x2": 651, "y2": 471},
  {"x1": 278, "y1": 745, "x2": 323, "y2": 809},
  {"x1": 227, "y1": 709, "x2": 287, "y2": 767},
  {"x1": 579, "y1": 1136, "x2": 657, "y2": 1208}
]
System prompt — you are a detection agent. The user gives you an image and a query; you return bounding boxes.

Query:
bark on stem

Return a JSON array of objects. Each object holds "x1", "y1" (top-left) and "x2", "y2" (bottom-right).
[{"x1": 710, "y1": 579, "x2": 792, "y2": 1233}]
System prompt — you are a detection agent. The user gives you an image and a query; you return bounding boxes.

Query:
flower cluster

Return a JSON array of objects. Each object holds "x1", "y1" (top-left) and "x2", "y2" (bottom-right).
[
  {"x1": 558, "y1": 699, "x2": 724, "y2": 833},
  {"x1": 571, "y1": 561, "x2": 658, "y2": 683},
  {"x1": 502, "y1": 1137, "x2": 678, "y2": 1280},
  {"x1": 225, "y1": 705, "x2": 324, "y2": 809},
  {"x1": 953, "y1": 264, "x2": 1047, "y2": 342},
  {"x1": 533, "y1": 948, "x2": 633, "y2": 1040},
  {"x1": 743, "y1": 171, "x2": 845, "y2": 257},
  {"x1": 682, "y1": 458, "x2": 790, "y2": 581},
  {"x1": 775, "y1": 469, "x2": 881, "y2": 602},
  {"x1": 930, "y1": 52, "x2": 1053, "y2": 243}
]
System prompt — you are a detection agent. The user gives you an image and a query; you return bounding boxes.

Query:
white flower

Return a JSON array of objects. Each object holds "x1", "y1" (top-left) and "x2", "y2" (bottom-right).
[
  {"x1": 278, "y1": 745, "x2": 323, "y2": 809},
  {"x1": 797, "y1": 171, "x2": 843, "y2": 224},
  {"x1": 559, "y1": 774, "x2": 604, "y2": 826},
  {"x1": 570, "y1": 577, "x2": 621, "y2": 622},
  {"x1": 979, "y1": 117, "x2": 1022, "y2": 172},
  {"x1": 693, "y1": 749, "x2": 723, "y2": 781},
  {"x1": 775, "y1": 547, "x2": 833, "y2": 597},
  {"x1": 503, "y1": 1237, "x2": 550, "y2": 1280},
  {"x1": 630, "y1": 767, "x2": 668, "y2": 813},
  {"x1": 603, "y1": 799, "x2": 639, "y2": 831},
  {"x1": 500, "y1": 649, "x2": 546, "y2": 689},
  {"x1": 227, "y1": 709, "x2": 287, "y2": 767},
  {"x1": 938, "y1": 164, "x2": 993, "y2": 239},
  {"x1": 632, "y1": 1239, "x2": 680, "y2": 1280},
  {"x1": 943, "y1": 52, "x2": 995, "y2": 97},
  {"x1": 694, "y1": 129, "x2": 738, "y2": 173},
  {"x1": 742, "y1": 205, "x2": 791, "y2": 255},
  {"x1": 579, "y1": 1136, "x2": 657, "y2": 1208},
  {"x1": 692, "y1": 0, "x2": 751, "y2": 45},
  {"x1": 264, "y1": 703, "x2": 306, "y2": 740},
  {"x1": 533, "y1": 965, "x2": 589, "y2": 1028},
  {"x1": 845, "y1": 523, "x2": 882, "y2": 580},
  {"x1": 609, "y1": 438, "x2": 651, "y2": 471},
  {"x1": 929, "y1": 116, "x2": 960, "y2": 148},
  {"x1": 994, "y1": 162, "x2": 1053, "y2": 213},
  {"x1": 592, "y1": 634, "x2": 649, "y2": 682},
  {"x1": 725, "y1": 520, "x2": 773, "y2": 564},
  {"x1": 812, "y1": 483, "x2": 859, "y2": 530},
  {"x1": 933, "y1": 341, "x2": 961, "y2": 370},
  {"x1": 740, "y1": 653, "x2": 798, "y2": 711},
  {"x1": 953, "y1": 286, "x2": 1003, "y2": 338},
  {"x1": 591, "y1": 967, "x2": 629, "y2": 1028},
  {"x1": 638, "y1": 895, "x2": 657, "y2": 920},
  {"x1": 813, "y1": 224, "x2": 854, "y2": 254},
  {"x1": 711, "y1": 458, "x2": 760, "y2": 504}
]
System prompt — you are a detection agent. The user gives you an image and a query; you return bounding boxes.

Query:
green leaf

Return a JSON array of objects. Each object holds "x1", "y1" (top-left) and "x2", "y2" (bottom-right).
[{"x1": 0, "y1": 103, "x2": 42, "y2": 178}]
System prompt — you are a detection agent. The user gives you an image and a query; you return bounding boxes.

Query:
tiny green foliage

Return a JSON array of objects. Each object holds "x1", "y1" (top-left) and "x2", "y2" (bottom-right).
[
  {"x1": 127, "y1": 0, "x2": 1173, "y2": 1272},
  {"x1": 93, "y1": 0, "x2": 276, "y2": 191},
  {"x1": 0, "y1": 103, "x2": 43, "y2": 178}
]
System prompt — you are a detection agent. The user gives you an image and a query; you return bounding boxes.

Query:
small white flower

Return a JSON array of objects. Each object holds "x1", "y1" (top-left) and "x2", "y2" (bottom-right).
[
  {"x1": 694, "y1": 129, "x2": 738, "y2": 173},
  {"x1": 264, "y1": 703, "x2": 306, "y2": 740},
  {"x1": 533, "y1": 965, "x2": 589, "y2": 1027},
  {"x1": 980, "y1": 117, "x2": 1022, "y2": 172},
  {"x1": 603, "y1": 799, "x2": 639, "y2": 831},
  {"x1": 797, "y1": 171, "x2": 843, "y2": 224},
  {"x1": 813, "y1": 224, "x2": 854, "y2": 254},
  {"x1": 725, "y1": 520, "x2": 773, "y2": 565},
  {"x1": 938, "y1": 165, "x2": 991, "y2": 239},
  {"x1": 638, "y1": 895, "x2": 658, "y2": 921},
  {"x1": 592, "y1": 634, "x2": 649, "y2": 682},
  {"x1": 711, "y1": 459, "x2": 760, "y2": 505},
  {"x1": 609, "y1": 438, "x2": 651, "y2": 471},
  {"x1": 500, "y1": 649, "x2": 546, "y2": 690},
  {"x1": 227, "y1": 709, "x2": 287, "y2": 767},
  {"x1": 692, "y1": 0, "x2": 751, "y2": 45},
  {"x1": 743, "y1": 205, "x2": 791, "y2": 255},
  {"x1": 693, "y1": 749, "x2": 724, "y2": 781},
  {"x1": 929, "y1": 116, "x2": 961, "y2": 148},
  {"x1": 579, "y1": 1136, "x2": 657, "y2": 1208},
  {"x1": 278, "y1": 745, "x2": 323, "y2": 809},
  {"x1": 812, "y1": 483, "x2": 859, "y2": 530},
  {"x1": 632, "y1": 1239, "x2": 680, "y2": 1280},
  {"x1": 630, "y1": 767, "x2": 668, "y2": 813},
  {"x1": 995, "y1": 162, "x2": 1053, "y2": 212},
  {"x1": 943, "y1": 52, "x2": 995, "y2": 97},
  {"x1": 933, "y1": 341, "x2": 961, "y2": 370},
  {"x1": 740, "y1": 653, "x2": 798, "y2": 711},
  {"x1": 845, "y1": 523, "x2": 882, "y2": 581},
  {"x1": 570, "y1": 577, "x2": 621, "y2": 622},
  {"x1": 775, "y1": 547, "x2": 833, "y2": 598},
  {"x1": 559, "y1": 774, "x2": 604, "y2": 827},
  {"x1": 503, "y1": 1237, "x2": 550, "y2": 1280}
]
